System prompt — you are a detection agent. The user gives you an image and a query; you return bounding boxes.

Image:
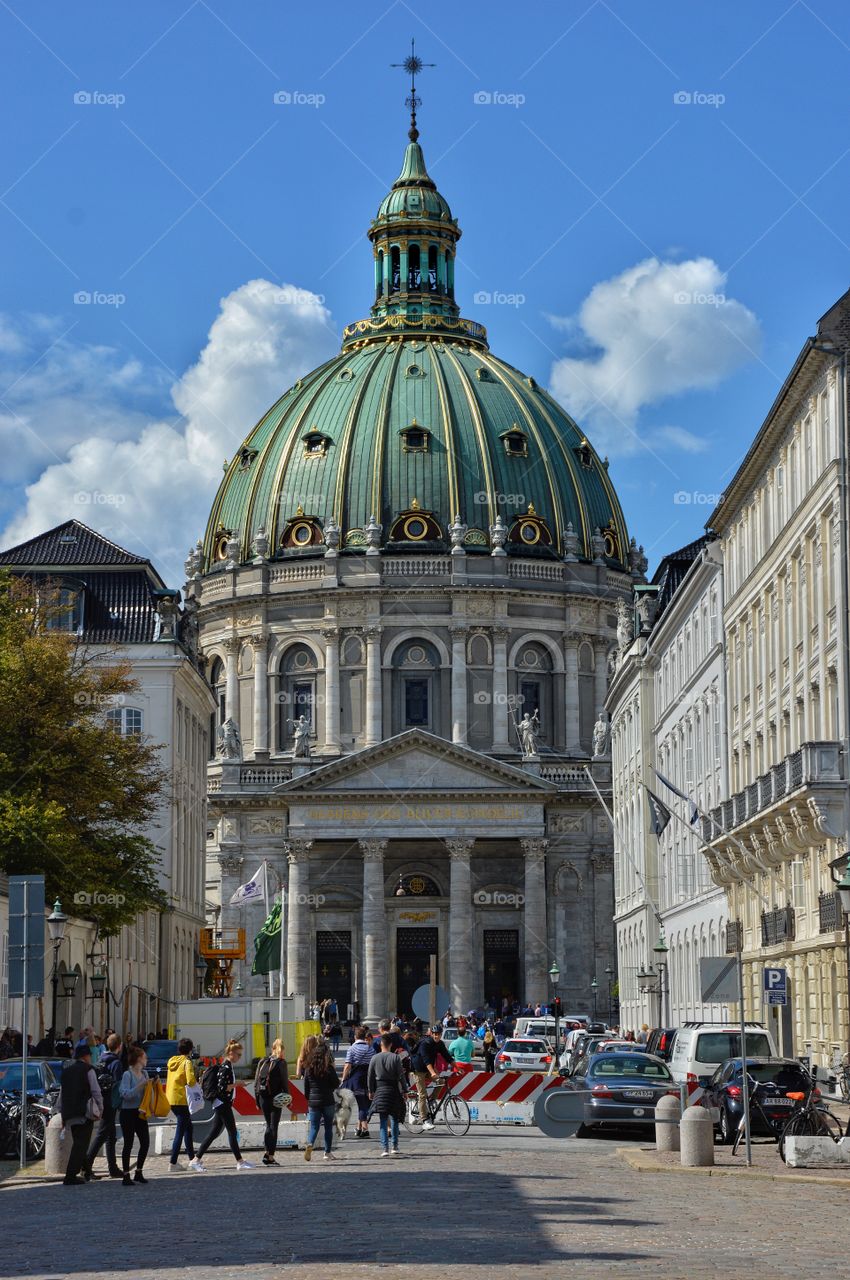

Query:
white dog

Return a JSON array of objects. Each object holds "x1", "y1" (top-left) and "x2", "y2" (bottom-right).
[{"x1": 333, "y1": 1087, "x2": 357, "y2": 1141}]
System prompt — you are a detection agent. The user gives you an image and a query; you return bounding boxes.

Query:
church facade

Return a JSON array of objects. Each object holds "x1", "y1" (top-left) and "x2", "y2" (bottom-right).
[{"x1": 194, "y1": 110, "x2": 645, "y2": 1019}]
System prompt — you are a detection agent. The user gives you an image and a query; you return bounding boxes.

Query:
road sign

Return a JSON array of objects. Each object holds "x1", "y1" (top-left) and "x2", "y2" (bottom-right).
[
  {"x1": 8, "y1": 875, "x2": 45, "y2": 996},
  {"x1": 699, "y1": 956, "x2": 738, "y2": 1003},
  {"x1": 763, "y1": 966, "x2": 788, "y2": 1006},
  {"x1": 411, "y1": 982, "x2": 451, "y2": 1023}
]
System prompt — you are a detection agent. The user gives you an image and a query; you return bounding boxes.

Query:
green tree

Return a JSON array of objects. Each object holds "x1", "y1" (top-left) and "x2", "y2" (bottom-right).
[{"x1": 0, "y1": 571, "x2": 169, "y2": 933}]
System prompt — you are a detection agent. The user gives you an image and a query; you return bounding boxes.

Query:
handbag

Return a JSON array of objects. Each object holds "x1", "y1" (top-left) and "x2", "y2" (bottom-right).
[
  {"x1": 186, "y1": 1082, "x2": 204, "y2": 1115},
  {"x1": 272, "y1": 1091, "x2": 291, "y2": 1109},
  {"x1": 85, "y1": 1067, "x2": 103, "y2": 1121},
  {"x1": 139, "y1": 1078, "x2": 171, "y2": 1120}
]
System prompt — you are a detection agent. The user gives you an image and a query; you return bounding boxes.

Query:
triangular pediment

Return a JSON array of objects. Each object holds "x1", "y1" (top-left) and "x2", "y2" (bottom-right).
[{"x1": 276, "y1": 729, "x2": 558, "y2": 797}]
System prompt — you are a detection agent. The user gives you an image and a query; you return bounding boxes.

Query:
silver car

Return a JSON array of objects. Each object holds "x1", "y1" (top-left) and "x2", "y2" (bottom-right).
[{"x1": 495, "y1": 1037, "x2": 554, "y2": 1073}]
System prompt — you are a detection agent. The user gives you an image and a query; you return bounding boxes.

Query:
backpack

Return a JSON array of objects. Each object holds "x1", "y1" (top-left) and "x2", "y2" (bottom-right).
[
  {"x1": 95, "y1": 1056, "x2": 121, "y2": 1110},
  {"x1": 254, "y1": 1056, "x2": 272, "y2": 1103},
  {"x1": 201, "y1": 1063, "x2": 221, "y2": 1102}
]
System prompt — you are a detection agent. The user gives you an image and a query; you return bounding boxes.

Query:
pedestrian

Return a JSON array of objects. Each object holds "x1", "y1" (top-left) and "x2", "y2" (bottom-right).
[
  {"x1": 193, "y1": 1040, "x2": 254, "y2": 1172},
  {"x1": 329, "y1": 1023, "x2": 342, "y2": 1055},
  {"x1": 448, "y1": 1029, "x2": 474, "y2": 1065},
  {"x1": 54, "y1": 1026, "x2": 75, "y2": 1058},
  {"x1": 59, "y1": 1044, "x2": 103, "y2": 1186},
  {"x1": 367, "y1": 1032, "x2": 406, "y2": 1157},
  {"x1": 340, "y1": 1026, "x2": 372, "y2": 1139},
  {"x1": 255, "y1": 1038, "x2": 290, "y2": 1166},
  {"x1": 302, "y1": 1040, "x2": 340, "y2": 1162},
  {"x1": 165, "y1": 1037, "x2": 198, "y2": 1172},
  {"x1": 483, "y1": 1025, "x2": 497, "y2": 1072},
  {"x1": 86, "y1": 1032, "x2": 124, "y2": 1179},
  {"x1": 119, "y1": 1045, "x2": 151, "y2": 1186},
  {"x1": 637, "y1": 1024, "x2": 649, "y2": 1046},
  {"x1": 295, "y1": 1033, "x2": 318, "y2": 1078}
]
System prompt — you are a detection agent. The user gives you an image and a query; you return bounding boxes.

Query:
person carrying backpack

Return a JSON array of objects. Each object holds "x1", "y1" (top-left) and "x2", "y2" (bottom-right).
[
  {"x1": 192, "y1": 1040, "x2": 254, "y2": 1172},
  {"x1": 254, "y1": 1038, "x2": 290, "y2": 1166},
  {"x1": 367, "y1": 1033, "x2": 407, "y2": 1157},
  {"x1": 85, "y1": 1032, "x2": 124, "y2": 1179},
  {"x1": 165, "y1": 1037, "x2": 198, "y2": 1172}
]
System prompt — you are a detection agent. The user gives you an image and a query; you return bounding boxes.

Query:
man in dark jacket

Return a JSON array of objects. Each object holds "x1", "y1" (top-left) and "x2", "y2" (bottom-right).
[
  {"x1": 85, "y1": 1033, "x2": 123, "y2": 1178},
  {"x1": 54, "y1": 1027, "x2": 75, "y2": 1059},
  {"x1": 59, "y1": 1045, "x2": 102, "y2": 1186},
  {"x1": 367, "y1": 1033, "x2": 406, "y2": 1155}
]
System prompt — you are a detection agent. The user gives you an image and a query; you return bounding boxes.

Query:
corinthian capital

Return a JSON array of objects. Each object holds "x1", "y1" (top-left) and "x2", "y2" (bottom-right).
[
  {"x1": 359, "y1": 838, "x2": 387, "y2": 861},
  {"x1": 520, "y1": 837, "x2": 549, "y2": 864},
  {"x1": 445, "y1": 838, "x2": 475, "y2": 861},
  {"x1": 285, "y1": 838, "x2": 313, "y2": 863}
]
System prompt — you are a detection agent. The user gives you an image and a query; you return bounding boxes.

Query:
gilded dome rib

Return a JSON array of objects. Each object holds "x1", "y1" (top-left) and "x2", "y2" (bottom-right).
[
  {"x1": 367, "y1": 341, "x2": 406, "y2": 527},
  {"x1": 439, "y1": 344, "x2": 496, "y2": 530},
  {"x1": 426, "y1": 344, "x2": 460, "y2": 520}
]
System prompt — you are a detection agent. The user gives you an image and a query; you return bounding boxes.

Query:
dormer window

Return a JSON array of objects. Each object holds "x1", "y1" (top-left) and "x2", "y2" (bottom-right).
[
  {"x1": 302, "y1": 430, "x2": 332, "y2": 458},
  {"x1": 500, "y1": 426, "x2": 528, "y2": 457},
  {"x1": 399, "y1": 419, "x2": 430, "y2": 453},
  {"x1": 238, "y1": 446, "x2": 258, "y2": 470}
]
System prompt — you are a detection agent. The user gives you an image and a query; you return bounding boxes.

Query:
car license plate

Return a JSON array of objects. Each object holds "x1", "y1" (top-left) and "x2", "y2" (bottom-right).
[
  {"x1": 516, "y1": 1056, "x2": 534, "y2": 1064},
  {"x1": 765, "y1": 1096, "x2": 794, "y2": 1106},
  {"x1": 623, "y1": 1090, "x2": 653, "y2": 1100}
]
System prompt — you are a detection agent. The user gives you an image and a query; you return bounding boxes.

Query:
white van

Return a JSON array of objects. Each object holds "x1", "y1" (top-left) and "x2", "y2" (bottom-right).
[
  {"x1": 669, "y1": 1021, "x2": 778, "y2": 1088},
  {"x1": 514, "y1": 1017, "x2": 567, "y2": 1046}
]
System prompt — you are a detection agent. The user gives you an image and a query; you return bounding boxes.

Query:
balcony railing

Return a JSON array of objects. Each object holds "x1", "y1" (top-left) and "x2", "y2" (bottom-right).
[
  {"x1": 761, "y1": 906, "x2": 795, "y2": 947},
  {"x1": 725, "y1": 920, "x2": 743, "y2": 954},
  {"x1": 819, "y1": 891, "x2": 841, "y2": 935},
  {"x1": 706, "y1": 742, "x2": 843, "y2": 835}
]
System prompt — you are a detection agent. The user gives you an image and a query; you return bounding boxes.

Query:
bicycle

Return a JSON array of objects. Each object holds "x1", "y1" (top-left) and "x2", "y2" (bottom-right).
[
  {"x1": 729, "y1": 1074, "x2": 785, "y2": 1157},
  {"x1": 404, "y1": 1071, "x2": 471, "y2": 1137},
  {"x1": 777, "y1": 1081, "x2": 844, "y2": 1163}
]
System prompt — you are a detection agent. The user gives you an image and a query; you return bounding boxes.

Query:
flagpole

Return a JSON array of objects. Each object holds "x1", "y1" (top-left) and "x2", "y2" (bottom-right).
[
  {"x1": 263, "y1": 862, "x2": 275, "y2": 1000},
  {"x1": 583, "y1": 765, "x2": 663, "y2": 927}
]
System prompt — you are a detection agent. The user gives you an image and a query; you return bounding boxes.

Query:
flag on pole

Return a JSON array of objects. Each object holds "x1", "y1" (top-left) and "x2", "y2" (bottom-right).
[
  {"x1": 229, "y1": 864, "x2": 266, "y2": 907},
  {"x1": 645, "y1": 788, "x2": 672, "y2": 838},
  {"x1": 251, "y1": 900, "x2": 282, "y2": 976},
  {"x1": 653, "y1": 767, "x2": 699, "y2": 825}
]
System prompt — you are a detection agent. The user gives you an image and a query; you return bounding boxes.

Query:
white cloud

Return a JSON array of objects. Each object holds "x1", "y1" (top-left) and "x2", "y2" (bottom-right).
[
  {"x1": 0, "y1": 281, "x2": 336, "y2": 581},
  {"x1": 649, "y1": 424, "x2": 709, "y2": 454},
  {"x1": 548, "y1": 257, "x2": 760, "y2": 457}
]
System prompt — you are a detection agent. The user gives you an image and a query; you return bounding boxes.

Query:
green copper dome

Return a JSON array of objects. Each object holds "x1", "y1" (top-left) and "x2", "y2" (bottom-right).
[{"x1": 203, "y1": 131, "x2": 630, "y2": 570}]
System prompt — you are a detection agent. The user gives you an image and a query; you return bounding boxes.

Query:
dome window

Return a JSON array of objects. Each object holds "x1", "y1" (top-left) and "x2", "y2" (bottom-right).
[
  {"x1": 575, "y1": 437, "x2": 593, "y2": 469},
  {"x1": 337, "y1": 368, "x2": 355, "y2": 382},
  {"x1": 509, "y1": 504, "x2": 552, "y2": 548},
  {"x1": 389, "y1": 501, "x2": 442, "y2": 544},
  {"x1": 399, "y1": 419, "x2": 430, "y2": 453},
  {"x1": 500, "y1": 426, "x2": 528, "y2": 458},
  {"x1": 405, "y1": 363, "x2": 424, "y2": 378},
  {"x1": 280, "y1": 507, "x2": 323, "y2": 550},
  {"x1": 302, "y1": 430, "x2": 332, "y2": 458},
  {"x1": 475, "y1": 367, "x2": 494, "y2": 382},
  {"x1": 238, "y1": 446, "x2": 258, "y2": 470},
  {"x1": 212, "y1": 529, "x2": 231, "y2": 562},
  {"x1": 602, "y1": 519, "x2": 620, "y2": 561}
]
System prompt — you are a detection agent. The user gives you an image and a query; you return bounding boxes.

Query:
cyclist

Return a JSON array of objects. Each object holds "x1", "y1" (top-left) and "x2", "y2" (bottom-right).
[{"x1": 411, "y1": 1026, "x2": 451, "y2": 1129}]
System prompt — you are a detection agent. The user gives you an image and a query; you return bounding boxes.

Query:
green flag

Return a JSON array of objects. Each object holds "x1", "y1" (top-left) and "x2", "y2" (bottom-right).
[{"x1": 251, "y1": 900, "x2": 282, "y2": 975}]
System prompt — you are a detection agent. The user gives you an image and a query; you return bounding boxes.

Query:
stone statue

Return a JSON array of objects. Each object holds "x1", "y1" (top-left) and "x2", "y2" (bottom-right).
[
  {"x1": 616, "y1": 598, "x2": 633, "y2": 653},
  {"x1": 449, "y1": 513, "x2": 467, "y2": 553},
  {"x1": 365, "y1": 514, "x2": 382, "y2": 556},
  {"x1": 489, "y1": 515, "x2": 507, "y2": 557},
  {"x1": 323, "y1": 517, "x2": 340, "y2": 555},
  {"x1": 629, "y1": 537, "x2": 648, "y2": 580},
  {"x1": 253, "y1": 526, "x2": 269, "y2": 561},
  {"x1": 592, "y1": 711, "x2": 609, "y2": 759},
  {"x1": 288, "y1": 714, "x2": 311, "y2": 758},
  {"x1": 225, "y1": 533, "x2": 241, "y2": 570},
  {"x1": 637, "y1": 593, "x2": 656, "y2": 634},
  {"x1": 591, "y1": 527, "x2": 606, "y2": 565},
  {"x1": 563, "y1": 522, "x2": 580, "y2": 562},
  {"x1": 216, "y1": 717, "x2": 242, "y2": 760},
  {"x1": 517, "y1": 709, "x2": 540, "y2": 757}
]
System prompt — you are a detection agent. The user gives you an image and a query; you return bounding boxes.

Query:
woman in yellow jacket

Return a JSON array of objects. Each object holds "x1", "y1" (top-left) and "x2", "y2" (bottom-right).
[{"x1": 165, "y1": 1037, "x2": 197, "y2": 1172}]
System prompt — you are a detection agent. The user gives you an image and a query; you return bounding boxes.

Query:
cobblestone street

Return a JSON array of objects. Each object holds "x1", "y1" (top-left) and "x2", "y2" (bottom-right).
[{"x1": 2, "y1": 1128, "x2": 847, "y2": 1278}]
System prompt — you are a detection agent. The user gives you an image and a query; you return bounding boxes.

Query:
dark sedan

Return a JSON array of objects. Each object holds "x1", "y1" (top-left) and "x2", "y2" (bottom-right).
[
  {"x1": 569, "y1": 1051, "x2": 679, "y2": 1131},
  {"x1": 0, "y1": 1059, "x2": 60, "y2": 1103},
  {"x1": 700, "y1": 1056, "x2": 813, "y2": 1144},
  {"x1": 141, "y1": 1039, "x2": 180, "y2": 1081}
]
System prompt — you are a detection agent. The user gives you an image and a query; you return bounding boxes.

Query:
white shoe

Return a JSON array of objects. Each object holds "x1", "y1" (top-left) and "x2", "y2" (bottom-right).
[
  {"x1": 422, "y1": 1121, "x2": 435, "y2": 1131},
  {"x1": 379, "y1": 1150, "x2": 390, "y2": 1157},
  {"x1": 236, "y1": 1160, "x2": 255, "y2": 1170},
  {"x1": 168, "y1": 1161, "x2": 185, "y2": 1173},
  {"x1": 323, "y1": 1152, "x2": 336, "y2": 1161},
  {"x1": 188, "y1": 1158, "x2": 205, "y2": 1173},
  {"x1": 390, "y1": 1149, "x2": 401, "y2": 1156}
]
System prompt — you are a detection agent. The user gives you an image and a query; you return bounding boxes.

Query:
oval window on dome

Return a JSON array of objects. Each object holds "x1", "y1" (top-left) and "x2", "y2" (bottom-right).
[
  {"x1": 405, "y1": 363, "x2": 424, "y2": 378},
  {"x1": 291, "y1": 521, "x2": 314, "y2": 546},
  {"x1": 519, "y1": 520, "x2": 540, "y2": 545},
  {"x1": 337, "y1": 369, "x2": 355, "y2": 382},
  {"x1": 403, "y1": 516, "x2": 428, "y2": 541}
]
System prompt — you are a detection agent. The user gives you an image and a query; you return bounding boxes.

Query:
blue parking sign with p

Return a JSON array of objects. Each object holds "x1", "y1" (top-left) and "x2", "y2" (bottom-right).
[{"x1": 763, "y1": 967, "x2": 787, "y2": 1006}]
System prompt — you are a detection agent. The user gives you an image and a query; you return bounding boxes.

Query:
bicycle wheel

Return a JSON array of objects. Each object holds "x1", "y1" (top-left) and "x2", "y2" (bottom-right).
[
  {"x1": 840, "y1": 1071, "x2": 850, "y2": 1103},
  {"x1": 402, "y1": 1098, "x2": 421, "y2": 1135},
  {"x1": 778, "y1": 1107, "x2": 841, "y2": 1163},
  {"x1": 24, "y1": 1113, "x2": 46, "y2": 1161},
  {"x1": 441, "y1": 1093, "x2": 471, "y2": 1136}
]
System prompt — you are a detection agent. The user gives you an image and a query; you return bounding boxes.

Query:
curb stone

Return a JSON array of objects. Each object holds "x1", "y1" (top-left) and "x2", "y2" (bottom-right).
[{"x1": 616, "y1": 1146, "x2": 850, "y2": 1188}]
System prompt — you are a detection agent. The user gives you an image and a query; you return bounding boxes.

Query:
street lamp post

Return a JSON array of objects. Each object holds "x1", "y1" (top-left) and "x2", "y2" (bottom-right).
[
  {"x1": 591, "y1": 976, "x2": 598, "y2": 1020},
  {"x1": 605, "y1": 964, "x2": 614, "y2": 1024},
  {"x1": 828, "y1": 854, "x2": 850, "y2": 1057},
  {"x1": 653, "y1": 931, "x2": 669, "y2": 1028},
  {"x1": 548, "y1": 961, "x2": 561, "y2": 1072},
  {"x1": 46, "y1": 900, "x2": 68, "y2": 1050},
  {"x1": 195, "y1": 956, "x2": 208, "y2": 999}
]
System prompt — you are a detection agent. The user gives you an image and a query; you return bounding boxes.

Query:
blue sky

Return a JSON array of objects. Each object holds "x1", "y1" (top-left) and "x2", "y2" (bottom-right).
[{"x1": 2, "y1": 1, "x2": 850, "y2": 580}]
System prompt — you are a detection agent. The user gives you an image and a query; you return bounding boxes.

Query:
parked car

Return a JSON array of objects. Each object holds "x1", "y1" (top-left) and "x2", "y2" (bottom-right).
[
  {"x1": 646, "y1": 1027, "x2": 678, "y2": 1062},
  {"x1": 140, "y1": 1039, "x2": 181, "y2": 1081},
  {"x1": 700, "y1": 1056, "x2": 814, "y2": 1144},
  {"x1": 0, "y1": 1059, "x2": 60, "y2": 1104},
  {"x1": 668, "y1": 1022, "x2": 777, "y2": 1088},
  {"x1": 495, "y1": 1038, "x2": 554, "y2": 1073},
  {"x1": 567, "y1": 1050, "x2": 679, "y2": 1132}
]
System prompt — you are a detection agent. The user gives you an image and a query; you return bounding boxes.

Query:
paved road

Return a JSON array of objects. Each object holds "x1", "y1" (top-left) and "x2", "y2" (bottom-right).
[{"x1": 2, "y1": 1124, "x2": 847, "y2": 1278}]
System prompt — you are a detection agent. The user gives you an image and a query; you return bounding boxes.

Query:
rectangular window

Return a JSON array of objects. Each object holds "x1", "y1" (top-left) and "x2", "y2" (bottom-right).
[
  {"x1": 520, "y1": 679, "x2": 540, "y2": 719},
  {"x1": 404, "y1": 678, "x2": 429, "y2": 727},
  {"x1": 292, "y1": 681, "x2": 314, "y2": 726}
]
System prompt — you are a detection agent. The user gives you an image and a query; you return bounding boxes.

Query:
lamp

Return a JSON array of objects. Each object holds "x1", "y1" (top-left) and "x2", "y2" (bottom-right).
[
  {"x1": 61, "y1": 969, "x2": 79, "y2": 998},
  {"x1": 46, "y1": 900, "x2": 68, "y2": 1048},
  {"x1": 548, "y1": 961, "x2": 560, "y2": 984},
  {"x1": 89, "y1": 972, "x2": 107, "y2": 999},
  {"x1": 194, "y1": 955, "x2": 208, "y2": 997},
  {"x1": 395, "y1": 875, "x2": 407, "y2": 897},
  {"x1": 828, "y1": 853, "x2": 850, "y2": 915},
  {"x1": 548, "y1": 962, "x2": 561, "y2": 1072}
]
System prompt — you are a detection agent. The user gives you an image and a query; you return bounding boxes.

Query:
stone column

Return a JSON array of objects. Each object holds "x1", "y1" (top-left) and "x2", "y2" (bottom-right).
[
  {"x1": 450, "y1": 627, "x2": 468, "y2": 745},
  {"x1": 565, "y1": 633, "x2": 581, "y2": 753},
  {"x1": 360, "y1": 839, "x2": 388, "y2": 1021},
  {"x1": 365, "y1": 629, "x2": 382, "y2": 746},
  {"x1": 593, "y1": 640, "x2": 608, "y2": 719},
  {"x1": 285, "y1": 838, "x2": 312, "y2": 997},
  {"x1": 323, "y1": 627, "x2": 341, "y2": 750},
  {"x1": 224, "y1": 637, "x2": 240, "y2": 725},
  {"x1": 446, "y1": 838, "x2": 475, "y2": 1012},
  {"x1": 492, "y1": 627, "x2": 510, "y2": 748},
  {"x1": 521, "y1": 838, "x2": 549, "y2": 1006},
  {"x1": 251, "y1": 634, "x2": 269, "y2": 757}
]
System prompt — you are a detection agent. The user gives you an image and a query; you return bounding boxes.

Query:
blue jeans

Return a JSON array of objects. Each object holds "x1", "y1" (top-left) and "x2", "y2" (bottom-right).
[
  {"x1": 170, "y1": 1104, "x2": 195, "y2": 1162},
  {"x1": 379, "y1": 1114, "x2": 399, "y2": 1152},
  {"x1": 307, "y1": 1104, "x2": 335, "y2": 1154}
]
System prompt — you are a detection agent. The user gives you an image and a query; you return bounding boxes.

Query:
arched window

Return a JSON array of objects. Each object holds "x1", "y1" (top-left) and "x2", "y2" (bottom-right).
[
  {"x1": 513, "y1": 642, "x2": 553, "y2": 748},
  {"x1": 376, "y1": 249, "x2": 384, "y2": 299},
  {"x1": 391, "y1": 639, "x2": 442, "y2": 735},
  {"x1": 408, "y1": 243, "x2": 421, "y2": 291},
  {"x1": 428, "y1": 244, "x2": 438, "y2": 292},
  {"x1": 390, "y1": 246, "x2": 400, "y2": 294},
  {"x1": 278, "y1": 645, "x2": 318, "y2": 748},
  {"x1": 106, "y1": 706, "x2": 143, "y2": 736},
  {"x1": 209, "y1": 658, "x2": 226, "y2": 756}
]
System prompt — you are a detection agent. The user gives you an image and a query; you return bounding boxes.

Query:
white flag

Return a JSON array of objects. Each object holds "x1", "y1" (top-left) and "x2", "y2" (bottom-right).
[{"x1": 230, "y1": 865, "x2": 266, "y2": 906}]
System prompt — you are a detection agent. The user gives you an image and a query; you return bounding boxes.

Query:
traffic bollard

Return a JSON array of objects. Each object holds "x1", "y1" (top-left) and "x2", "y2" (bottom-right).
[
  {"x1": 44, "y1": 1113, "x2": 71, "y2": 1177},
  {"x1": 679, "y1": 1103, "x2": 714, "y2": 1167},
  {"x1": 655, "y1": 1094, "x2": 680, "y2": 1153}
]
